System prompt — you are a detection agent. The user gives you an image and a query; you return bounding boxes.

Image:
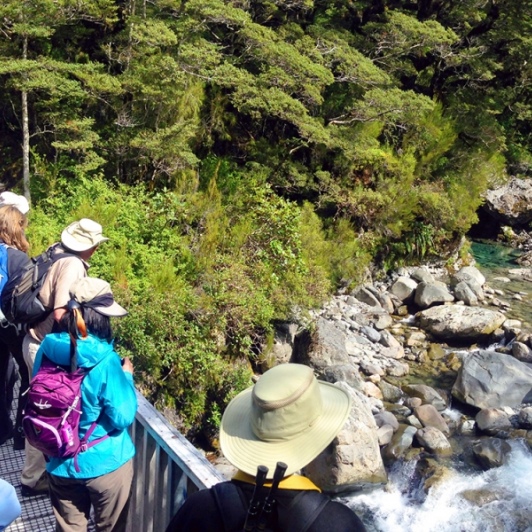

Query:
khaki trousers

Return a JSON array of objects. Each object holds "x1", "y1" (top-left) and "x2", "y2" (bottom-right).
[
  {"x1": 20, "y1": 334, "x2": 46, "y2": 488},
  {"x1": 49, "y1": 459, "x2": 134, "y2": 532}
]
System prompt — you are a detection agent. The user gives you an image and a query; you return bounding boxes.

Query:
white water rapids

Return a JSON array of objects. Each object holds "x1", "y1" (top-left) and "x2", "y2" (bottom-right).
[{"x1": 342, "y1": 440, "x2": 532, "y2": 531}]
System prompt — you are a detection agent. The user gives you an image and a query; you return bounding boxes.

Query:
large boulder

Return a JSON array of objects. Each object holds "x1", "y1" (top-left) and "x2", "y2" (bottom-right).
[
  {"x1": 451, "y1": 266, "x2": 486, "y2": 288},
  {"x1": 414, "y1": 281, "x2": 454, "y2": 309},
  {"x1": 415, "y1": 427, "x2": 452, "y2": 456},
  {"x1": 293, "y1": 318, "x2": 350, "y2": 371},
  {"x1": 403, "y1": 384, "x2": 447, "y2": 411},
  {"x1": 452, "y1": 350, "x2": 532, "y2": 409},
  {"x1": 414, "y1": 404, "x2": 450, "y2": 435},
  {"x1": 472, "y1": 438, "x2": 512, "y2": 469},
  {"x1": 483, "y1": 177, "x2": 532, "y2": 226},
  {"x1": 390, "y1": 276, "x2": 418, "y2": 302},
  {"x1": 303, "y1": 383, "x2": 387, "y2": 492},
  {"x1": 416, "y1": 305, "x2": 506, "y2": 343}
]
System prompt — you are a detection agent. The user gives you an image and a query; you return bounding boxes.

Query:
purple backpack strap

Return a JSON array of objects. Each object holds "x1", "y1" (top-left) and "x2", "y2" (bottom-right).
[{"x1": 72, "y1": 421, "x2": 111, "y2": 473}]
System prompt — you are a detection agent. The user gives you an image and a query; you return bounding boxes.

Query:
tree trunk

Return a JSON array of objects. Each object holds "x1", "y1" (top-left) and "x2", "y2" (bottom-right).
[{"x1": 22, "y1": 36, "x2": 30, "y2": 204}]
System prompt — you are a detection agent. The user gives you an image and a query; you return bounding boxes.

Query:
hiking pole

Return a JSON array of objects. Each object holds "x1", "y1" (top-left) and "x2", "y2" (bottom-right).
[
  {"x1": 243, "y1": 464, "x2": 268, "y2": 532},
  {"x1": 256, "y1": 461, "x2": 288, "y2": 531}
]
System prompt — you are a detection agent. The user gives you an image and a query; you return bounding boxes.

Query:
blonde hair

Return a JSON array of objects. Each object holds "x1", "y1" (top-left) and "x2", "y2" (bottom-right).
[{"x1": 0, "y1": 205, "x2": 29, "y2": 252}]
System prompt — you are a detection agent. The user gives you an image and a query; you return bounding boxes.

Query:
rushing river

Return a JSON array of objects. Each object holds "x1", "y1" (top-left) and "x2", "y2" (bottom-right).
[
  {"x1": 344, "y1": 440, "x2": 532, "y2": 531},
  {"x1": 343, "y1": 239, "x2": 532, "y2": 531}
]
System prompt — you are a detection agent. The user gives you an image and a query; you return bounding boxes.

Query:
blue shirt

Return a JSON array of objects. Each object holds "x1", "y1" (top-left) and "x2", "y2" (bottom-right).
[{"x1": 33, "y1": 332, "x2": 137, "y2": 479}]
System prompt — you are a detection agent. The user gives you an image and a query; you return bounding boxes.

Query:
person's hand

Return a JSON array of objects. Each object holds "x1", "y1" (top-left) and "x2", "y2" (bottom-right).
[{"x1": 121, "y1": 357, "x2": 134, "y2": 374}]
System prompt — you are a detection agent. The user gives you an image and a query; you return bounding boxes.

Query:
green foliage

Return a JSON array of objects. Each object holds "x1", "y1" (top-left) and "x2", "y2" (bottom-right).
[
  {"x1": 25, "y1": 173, "x2": 333, "y2": 431},
  {"x1": 1, "y1": 0, "x2": 531, "y2": 435}
]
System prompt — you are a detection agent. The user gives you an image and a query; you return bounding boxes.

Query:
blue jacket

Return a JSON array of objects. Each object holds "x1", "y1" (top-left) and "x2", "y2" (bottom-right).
[
  {"x1": 0, "y1": 479, "x2": 21, "y2": 530},
  {"x1": 33, "y1": 332, "x2": 137, "y2": 479}
]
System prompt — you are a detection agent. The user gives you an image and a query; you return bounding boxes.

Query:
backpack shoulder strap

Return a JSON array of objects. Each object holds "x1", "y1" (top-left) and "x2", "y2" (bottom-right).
[
  {"x1": 280, "y1": 490, "x2": 330, "y2": 532},
  {"x1": 212, "y1": 481, "x2": 248, "y2": 532}
]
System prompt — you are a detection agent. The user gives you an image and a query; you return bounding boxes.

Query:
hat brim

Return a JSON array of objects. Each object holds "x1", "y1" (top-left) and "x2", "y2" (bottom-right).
[
  {"x1": 93, "y1": 301, "x2": 128, "y2": 317},
  {"x1": 61, "y1": 231, "x2": 109, "y2": 252},
  {"x1": 220, "y1": 380, "x2": 351, "y2": 479}
]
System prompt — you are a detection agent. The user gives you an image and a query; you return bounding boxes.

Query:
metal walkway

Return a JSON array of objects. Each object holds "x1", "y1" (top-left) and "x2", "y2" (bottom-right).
[
  {"x1": 0, "y1": 440, "x2": 55, "y2": 531},
  {"x1": 0, "y1": 365, "x2": 224, "y2": 531},
  {"x1": 0, "y1": 377, "x2": 57, "y2": 532}
]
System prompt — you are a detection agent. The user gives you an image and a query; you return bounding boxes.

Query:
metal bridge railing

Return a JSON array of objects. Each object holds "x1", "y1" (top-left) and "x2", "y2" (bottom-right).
[{"x1": 129, "y1": 391, "x2": 226, "y2": 531}]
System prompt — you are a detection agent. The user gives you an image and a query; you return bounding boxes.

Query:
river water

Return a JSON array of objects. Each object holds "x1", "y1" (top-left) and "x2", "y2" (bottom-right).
[
  {"x1": 344, "y1": 440, "x2": 532, "y2": 531},
  {"x1": 343, "y1": 240, "x2": 532, "y2": 531}
]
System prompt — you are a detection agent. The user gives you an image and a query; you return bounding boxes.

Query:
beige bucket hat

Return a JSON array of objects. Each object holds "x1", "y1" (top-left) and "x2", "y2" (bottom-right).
[
  {"x1": 69, "y1": 277, "x2": 127, "y2": 317},
  {"x1": 220, "y1": 363, "x2": 352, "y2": 479},
  {"x1": 61, "y1": 218, "x2": 109, "y2": 252}
]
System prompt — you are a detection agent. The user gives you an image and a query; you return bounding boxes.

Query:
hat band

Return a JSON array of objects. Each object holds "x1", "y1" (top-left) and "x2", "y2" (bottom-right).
[
  {"x1": 251, "y1": 376, "x2": 323, "y2": 441},
  {"x1": 80, "y1": 294, "x2": 115, "y2": 311}
]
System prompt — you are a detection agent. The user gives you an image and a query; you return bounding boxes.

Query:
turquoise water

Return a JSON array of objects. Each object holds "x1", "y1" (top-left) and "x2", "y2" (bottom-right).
[
  {"x1": 470, "y1": 240, "x2": 531, "y2": 327},
  {"x1": 470, "y1": 240, "x2": 523, "y2": 269}
]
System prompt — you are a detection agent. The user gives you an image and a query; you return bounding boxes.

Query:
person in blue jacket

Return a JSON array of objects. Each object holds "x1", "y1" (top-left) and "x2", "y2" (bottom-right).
[
  {"x1": 32, "y1": 276, "x2": 137, "y2": 532},
  {"x1": 0, "y1": 478, "x2": 21, "y2": 530}
]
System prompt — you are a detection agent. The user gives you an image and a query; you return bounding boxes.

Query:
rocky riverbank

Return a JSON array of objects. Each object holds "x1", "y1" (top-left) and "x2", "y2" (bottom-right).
[{"x1": 215, "y1": 260, "x2": 532, "y2": 513}]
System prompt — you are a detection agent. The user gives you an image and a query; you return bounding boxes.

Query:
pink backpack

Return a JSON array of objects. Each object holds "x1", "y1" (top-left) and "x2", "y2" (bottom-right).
[{"x1": 22, "y1": 357, "x2": 108, "y2": 471}]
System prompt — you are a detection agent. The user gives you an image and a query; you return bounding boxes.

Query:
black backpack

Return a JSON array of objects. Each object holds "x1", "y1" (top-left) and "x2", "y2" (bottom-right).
[
  {"x1": 1, "y1": 243, "x2": 76, "y2": 325},
  {"x1": 211, "y1": 481, "x2": 330, "y2": 532}
]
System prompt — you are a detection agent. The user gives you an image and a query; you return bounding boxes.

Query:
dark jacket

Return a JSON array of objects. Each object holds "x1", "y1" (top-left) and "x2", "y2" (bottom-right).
[{"x1": 165, "y1": 478, "x2": 366, "y2": 532}]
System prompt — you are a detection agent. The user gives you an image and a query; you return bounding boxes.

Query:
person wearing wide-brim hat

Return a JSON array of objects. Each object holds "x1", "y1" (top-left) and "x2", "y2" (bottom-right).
[
  {"x1": 20, "y1": 218, "x2": 109, "y2": 497},
  {"x1": 32, "y1": 276, "x2": 136, "y2": 531},
  {"x1": 166, "y1": 363, "x2": 367, "y2": 532}
]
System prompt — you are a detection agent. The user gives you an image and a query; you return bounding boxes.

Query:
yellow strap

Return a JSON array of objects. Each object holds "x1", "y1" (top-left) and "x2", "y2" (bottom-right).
[{"x1": 232, "y1": 470, "x2": 321, "y2": 492}]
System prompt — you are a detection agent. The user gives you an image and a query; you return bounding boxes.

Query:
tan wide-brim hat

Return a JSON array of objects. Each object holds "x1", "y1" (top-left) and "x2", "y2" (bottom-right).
[
  {"x1": 61, "y1": 218, "x2": 109, "y2": 252},
  {"x1": 70, "y1": 277, "x2": 127, "y2": 317},
  {"x1": 220, "y1": 363, "x2": 352, "y2": 479}
]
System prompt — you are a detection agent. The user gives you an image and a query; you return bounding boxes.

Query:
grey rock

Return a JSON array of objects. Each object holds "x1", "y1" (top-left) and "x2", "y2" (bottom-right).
[
  {"x1": 403, "y1": 384, "x2": 447, "y2": 411},
  {"x1": 410, "y1": 267, "x2": 435, "y2": 284},
  {"x1": 483, "y1": 177, "x2": 532, "y2": 226},
  {"x1": 518, "y1": 407, "x2": 532, "y2": 429},
  {"x1": 359, "y1": 361, "x2": 384, "y2": 377},
  {"x1": 472, "y1": 438, "x2": 512, "y2": 469},
  {"x1": 512, "y1": 341, "x2": 532, "y2": 363},
  {"x1": 370, "y1": 312, "x2": 394, "y2": 331},
  {"x1": 475, "y1": 408, "x2": 512, "y2": 435},
  {"x1": 377, "y1": 425, "x2": 394, "y2": 446},
  {"x1": 452, "y1": 350, "x2": 532, "y2": 409},
  {"x1": 381, "y1": 424, "x2": 418, "y2": 464},
  {"x1": 374, "y1": 411, "x2": 400, "y2": 431},
  {"x1": 407, "y1": 415, "x2": 423, "y2": 429},
  {"x1": 416, "y1": 305, "x2": 506, "y2": 343},
  {"x1": 378, "y1": 380, "x2": 404, "y2": 403},
  {"x1": 454, "y1": 281, "x2": 479, "y2": 306},
  {"x1": 457, "y1": 266, "x2": 486, "y2": 287},
  {"x1": 414, "y1": 281, "x2": 455, "y2": 309},
  {"x1": 385, "y1": 359, "x2": 409, "y2": 377},
  {"x1": 405, "y1": 397, "x2": 423, "y2": 410},
  {"x1": 414, "y1": 404, "x2": 450, "y2": 435},
  {"x1": 304, "y1": 384, "x2": 387, "y2": 492},
  {"x1": 361, "y1": 326, "x2": 381, "y2": 343},
  {"x1": 390, "y1": 277, "x2": 418, "y2": 302},
  {"x1": 353, "y1": 286, "x2": 382, "y2": 308},
  {"x1": 320, "y1": 364, "x2": 364, "y2": 391},
  {"x1": 293, "y1": 318, "x2": 350, "y2": 371},
  {"x1": 415, "y1": 427, "x2": 452, "y2": 455},
  {"x1": 377, "y1": 293, "x2": 395, "y2": 314}
]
